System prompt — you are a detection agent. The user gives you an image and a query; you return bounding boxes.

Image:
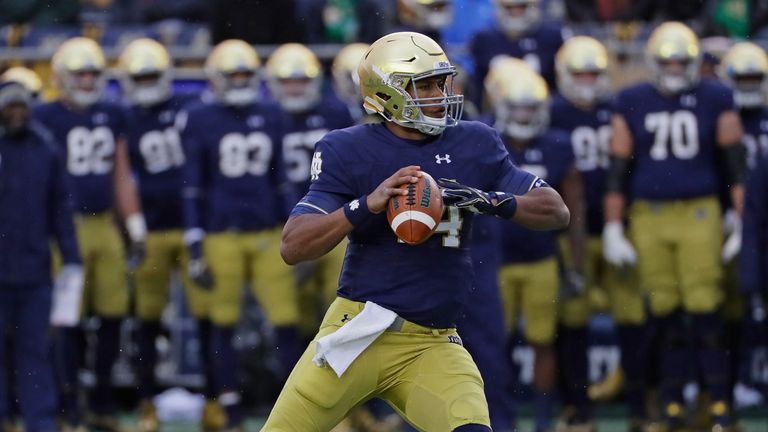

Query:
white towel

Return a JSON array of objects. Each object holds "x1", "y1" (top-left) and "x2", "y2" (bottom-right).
[{"x1": 312, "y1": 301, "x2": 398, "y2": 377}]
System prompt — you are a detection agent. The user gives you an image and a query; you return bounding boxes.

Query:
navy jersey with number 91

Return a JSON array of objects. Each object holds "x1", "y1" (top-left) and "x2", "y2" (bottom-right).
[{"x1": 292, "y1": 121, "x2": 539, "y2": 328}]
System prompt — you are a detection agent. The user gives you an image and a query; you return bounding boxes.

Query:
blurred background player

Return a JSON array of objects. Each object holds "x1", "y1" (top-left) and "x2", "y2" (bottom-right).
[
  {"x1": 0, "y1": 78, "x2": 82, "y2": 432},
  {"x1": 471, "y1": 0, "x2": 567, "y2": 109},
  {"x1": 394, "y1": 0, "x2": 454, "y2": 42},
  {"x1": 331, "y1": 43, "x2": 371, "y2": 123},
  {"x1": 117, "y1": 38, "x2": 219, "y2": 432},
  {"x1": 33, "y1": 36, "x2": 147, "y2": 432},
  {"x1": 0, "y1": 67, "x2": 43, "y2": 101},
  {"x1": 265, "y1": 43, "x2": 354, "y2": 338},
  {"x1": 180, "y1": 39, "x2": 302, "y2": 432},
  {"x1": 551, "y1": 36, "x2": 647, "y2": 432},
  {"x1": 604, "y1": 21, "x2": 745, "y2": 432},
  {"x1": 485, "y1": 59, "x2": 586, "y2": 432}
]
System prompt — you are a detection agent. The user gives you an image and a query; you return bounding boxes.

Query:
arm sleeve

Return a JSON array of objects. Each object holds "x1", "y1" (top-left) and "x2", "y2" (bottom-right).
[
  {"x1": 180, "y1": 110, "x2": 205, "y2": 231},
  {"x1": 307, "y1": 137, "x2": 356, "y2": 196},
  {"x1": 49, "y1": 146, "x2": 81, "y2": 265},
  {"x1": 489, "y1": 128, "x2": 543, "y2": 194},
  {"x1": 741, "y1": 158, "x2": 768, "y2": 294},
  {"x1": 289, "y1": 190, "x2": 349, "y2": 217}
]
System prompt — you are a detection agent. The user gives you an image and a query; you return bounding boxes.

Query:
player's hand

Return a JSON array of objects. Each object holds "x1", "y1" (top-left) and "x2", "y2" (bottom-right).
[
  {"x1": 749, "y1": 293, "x2": 766, "y2": 323},
  {"x1": 367, "y1": 166, "x2": 422, "y2": 214},
  {"x1": 560, "y1": 269, "x2": 586, "y2": 299},
  {"x1": 722, "y1": 209, "x2": 742, "y2": 263},
  {"x1": 602, "y1": 221, "x2": 637, "y2": 266},
  {"x1": 51, "y1": 264, "x2": 85, "y2": 327},
  {"x1": 437, "y1": 178, "x2": 515, "y2": 216},
  {"x1": 188, "y1": 258, "x2": 214, "y2": 290},
  {"x1": 127, "y1": 240, "x2": 146, "y2": 271}
]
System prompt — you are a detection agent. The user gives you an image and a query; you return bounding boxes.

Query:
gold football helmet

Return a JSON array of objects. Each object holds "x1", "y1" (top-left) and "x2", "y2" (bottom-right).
[
  {"x1": 205, "y1": 39, "x2": 261, "y2": 106},
  {"x1": 646, "y1": 21, "x2": 701, "y2": 94},
  {"x1": 485, "y1": 58, "x2": 548, "y2": 140},
  {"x1": 358, "y1": 32, "x2": 463, "y2": 135},
  {"x1": 332, "y1": 43, "x2": 370, "y2": 105},
  {"x1": 397, "y1": 0, "x2": 454, "y2": 31},
  {"x1": 118, "y1": 38, "x2": 172, "y2": 107},
  {"x1": 720, "y1": 42, "x2": 768, "y2": 109},
  {"x1": 265, "y1": 43, "x2": 322, "y2": 113},
  {"x1": 493, "y1": 0, "x2": 541, "y2": 36},
  {"x1": 556, "y1": 36, "x2": 610, "y2": 106},
  {"x1": 52, "y1": 37, "x2": 106, "y2": 107},
  {"x1": 0, "y1": 67, "x2": 42, "y2": 99}
]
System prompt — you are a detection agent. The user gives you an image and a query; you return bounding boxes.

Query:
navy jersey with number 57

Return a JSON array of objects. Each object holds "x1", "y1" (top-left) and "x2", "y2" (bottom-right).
[
  {"x1": 293, "y1": 121, "x2": 538, "y2": 328},
  {"x1": 614, "y1": 80, "x2": 735, "y2": 200},
  {"x1": 125, "y1": 94, "x2": 198, "y2": 231},
  {"x1": 33, "y1": 101, "x2": 127, "y2": 214},
  {"x1": 550, "y1": 94, "x2": 612, "y2": 235},
  {"x1": 181, "y1": 101, "x2": 291, "y2": 232}
]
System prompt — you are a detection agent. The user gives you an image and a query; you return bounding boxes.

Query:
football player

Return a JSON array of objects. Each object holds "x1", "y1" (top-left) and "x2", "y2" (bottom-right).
[
  {"x1": 551, "y1": 36, "x2": 647, "y2": 431},
  {"x1": 262, "y1": 31, "x2": 569, "y2": 432},
  {"x1": 181, "y1": 39, "x2": 302, "y2": 432},
  {"x1": 265, "y1": 43, "x2": 355, "y2": 337},
  {"x1": 395, "y1": 0, "x2": 454, "y2": 41},
  {"x1": 605, "y1": 22, "x2": 745, "y2": 432},
  {"x1": 484, "y1": 59, "x2": 585, "y2": 432},
  {"x1": 331, "y1": 43, "x2": 372, "y2": 123},
  {"x1": 470, "y1": 0, "x2": 567, "y2": 109},
  {"x1": 33, "y1": 37, "x2": 147, "y2": 432},
  {"x1": 117, "y1": 38, "x2": 221, "y2": 432},
  {"x1": 0, "y1": 67, "x2": 43, "y2": 100}
]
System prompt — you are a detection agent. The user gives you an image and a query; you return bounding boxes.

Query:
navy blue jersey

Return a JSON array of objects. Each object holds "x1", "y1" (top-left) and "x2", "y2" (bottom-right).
[
  {"x1": 741, "y1": 152, "x2": 768, "y2": 295},
  {"x1": 32, "y1": 101, "x2": 127, "y2": 214},
  {"x1": 470, "y1": 21, "x2": 565, "y2": 103},
  {"x1": 497, "y1": 130, "x2": 574, "y2": 264},
  {"x1": 281, "y1": 98, "x2": 354, "y2": 197},
  {"x1": 550, "y1": 94, "x2": 613, "y2": 235},
  {"x1": 295, "y1": 121, "x2": 538, "y2": 328},
  {"x1": 125, "y1": 94, "x2": 199, "y2": 231},
  {"x1": 0, "y1": 123, "x2": 80, "y2": 284},
  {"x1": 181, "y1": 101, "x2": 291, "y2": 233},
  {"x1": 739, "y1": 107, "x2": 768, "y2": 171},
  {"x1": 614, "y1": 80, "x2": 735, "y2": 200}
]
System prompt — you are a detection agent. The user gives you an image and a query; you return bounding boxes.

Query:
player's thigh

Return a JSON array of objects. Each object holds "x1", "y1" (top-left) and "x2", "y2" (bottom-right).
[
  {"x1": 249, "y1": 228, "x2": 299, "y2": 327},
  {"x1": 521, "y1": 258, "x2": 558, "y2": 345},
  {"x1": 262, "y1": 324, "x2": 378, "y2": 431},
  {"x1": 498, "y1": 264, "x2": 521, "y2": 333},
  {"x1": 134, "y1": 232, "x2": 174, "y2": 321},
  {"x1": 89, "y1": 219, "x2": 128, "y2": 317},
  {"x1": 382, "y1": 333, "x2": 491, "y2": 432},
  {"x1": 629, "y1": 201, "x2": 680, "y2": 316},
  {"x1": 205, "y1": 233, "x2": 245, "y2": 326},
  {"x1": 676, "y1": 197, "x2": 723, "y2": 314}
]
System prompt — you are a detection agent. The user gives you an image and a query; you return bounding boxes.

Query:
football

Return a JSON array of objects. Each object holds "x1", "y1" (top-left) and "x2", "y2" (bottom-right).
[{"x1": 386, "y1": 172, "x2": 444, "y2": 245}]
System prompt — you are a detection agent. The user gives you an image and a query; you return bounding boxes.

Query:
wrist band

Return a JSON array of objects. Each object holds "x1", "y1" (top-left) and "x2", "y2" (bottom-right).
[{"x1": 343, "y1": 195, "x2": 372, "y2": 227}]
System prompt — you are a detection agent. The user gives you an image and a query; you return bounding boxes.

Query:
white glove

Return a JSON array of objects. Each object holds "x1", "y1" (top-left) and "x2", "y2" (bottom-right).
[
  {"x1": 602, "y1": 221, "x2": 637, "y2": 266},
  {"x1": 722, "y1": 209, "x2": 742, "y2": 263},
  {"x1": 50, "y1": 264, "x2": 84, "y2": 327}
]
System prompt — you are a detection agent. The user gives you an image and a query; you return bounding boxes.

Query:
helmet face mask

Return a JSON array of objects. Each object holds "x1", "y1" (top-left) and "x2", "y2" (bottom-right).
[
  {"x1": 125, "y1": 71, "x2": 172, "y2": 107},
  {"x1": 732, "y1": 74, "x2": 766, "y2": 108},
  {"x1": 205, "y1": 40, "x2": 261, "y2": 107},
  {"x1": 494, "y1": 100, "x2": 548, "y2": 140},
  {"x1": 216, "y1": 70, "x2": 259, "y2": 106},
  {"x1": 720, "y1": 42, "x2": 768, "y2": 109},
  {"x1": 646, "y1": 22, "x2": 701, "y2": 95},
  {"x1": 494, "y1": 0, "x2": 540, "y2": 36},
  {"x1": 556, "y1": 36, "x2": 610, "y2": 106},
  {"x1": 266, "y1": 43, "x2": 323, "y2": 113},
  {"x1": 52, "y1": 37, "x2": 107, "y2": 108},
  {"x1": 119, "y1": 38, "x2": 173, "y2": 107},
  {"x1": 64, "y1": 69, "x2": 106, "y2": 107},
  {"x1": 359, "y1": 32, "x2": 464, "y2": 136}
]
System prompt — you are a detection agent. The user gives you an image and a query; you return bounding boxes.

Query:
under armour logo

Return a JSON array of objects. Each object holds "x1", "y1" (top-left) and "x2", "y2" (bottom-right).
[
  {"x1": 349, "y1": 200, "x2": 360, "y2": 211},
  {"x1": 341, "y1": 314, "x2": 351, "y2": 323},
  {"x1": 435, "y1": 154, "x2": 451, "y2": 164}
]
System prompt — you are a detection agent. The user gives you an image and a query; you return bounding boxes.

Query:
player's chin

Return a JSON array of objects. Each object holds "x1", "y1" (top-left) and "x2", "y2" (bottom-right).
[{"x1": 424, "y1": 108, "x2": 447, "y2": 118}]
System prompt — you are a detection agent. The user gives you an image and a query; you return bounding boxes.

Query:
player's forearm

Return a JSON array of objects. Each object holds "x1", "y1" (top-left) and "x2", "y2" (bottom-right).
[
  {"x1": 281, "y1": 210, "x2": 353, "y2": 265},
  {"x1": 730, "y1": 184, "x2": 745, "y2": 216},
  {"x1": 512, "y1": 187, "x2": 570, "y2": 231},
  {"x1": 604, "y1": 192, "x2": 626, "y2": 223}
]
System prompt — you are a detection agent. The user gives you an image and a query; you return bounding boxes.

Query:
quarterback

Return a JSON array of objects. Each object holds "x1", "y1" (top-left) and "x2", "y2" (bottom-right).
[{"x1": 262, "y1": 32, "x2": 569, "y2": 432}]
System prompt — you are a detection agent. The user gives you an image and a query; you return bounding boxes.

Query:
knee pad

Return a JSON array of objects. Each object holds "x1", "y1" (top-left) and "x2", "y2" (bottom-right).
[
  {"x1": 659, "y1": 310, "x2": 687, "y2": 350},
  {"x1": 692, "y1": 312, "x2": 725, "y2": 350},
  {"x1": 453, "y1": 424, "x2": 492, "y2": 432}
]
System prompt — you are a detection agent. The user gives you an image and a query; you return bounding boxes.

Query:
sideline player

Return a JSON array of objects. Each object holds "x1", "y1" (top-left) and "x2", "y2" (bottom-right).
[{"x1": 262, "y1": 31, "x2": 570, "y2": 432}]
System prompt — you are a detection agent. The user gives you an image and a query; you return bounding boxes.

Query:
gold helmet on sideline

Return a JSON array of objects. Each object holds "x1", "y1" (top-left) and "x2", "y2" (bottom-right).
[
  {"x1": 0, "y1": 67, "x2": 42, "y2": 99},
  {"x1": 205, "y1": 39, "x2": 260, "y2": 106},
  {"x1": 397, "y1": 0, "x2": 454, "y2": 31},
  {"x1": 556, "y1": 36, "x2": 610, "y2": 106},
  {"x1": 52, "y1": 37, "x2": 106, "y2": 107},
  {"x1": 332, "y1": 43, "x2": 370, "y2": 105},
  {"x1": 358, "y1": 32, "x2": 463, "y2": 135},
  {"x1": 485, "y1": 58, "x2": 548, "y2": 140},
  {"x1": 265, "y1": 43, "x2": 323, "y2": 113},
  {"x1": 118, "y1": 38, "x2": 173, "y2": 107},
  {"x1": 719, "y1": 42, "x2": 768, "y2": 109},
  {"x1": 645, "y1": 21, "x2": 701, "y2": 94}
]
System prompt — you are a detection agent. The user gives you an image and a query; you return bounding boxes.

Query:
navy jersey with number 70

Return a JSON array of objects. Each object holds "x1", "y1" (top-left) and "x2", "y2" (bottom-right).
[{"x1": 292, "y1": 121, "x2": 539, "y2": 328}]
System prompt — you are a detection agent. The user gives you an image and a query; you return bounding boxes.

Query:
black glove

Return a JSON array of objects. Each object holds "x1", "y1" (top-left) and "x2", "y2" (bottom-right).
[
  {"x1": 437, "y1": 178, "x2": 518, "y2": 218},
  {"x1": 127, "y1": 240, "x2": 146, "y2": 271},
  {"x1": 188, "y1": 258, "x2": 215, "y2": 290}
]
